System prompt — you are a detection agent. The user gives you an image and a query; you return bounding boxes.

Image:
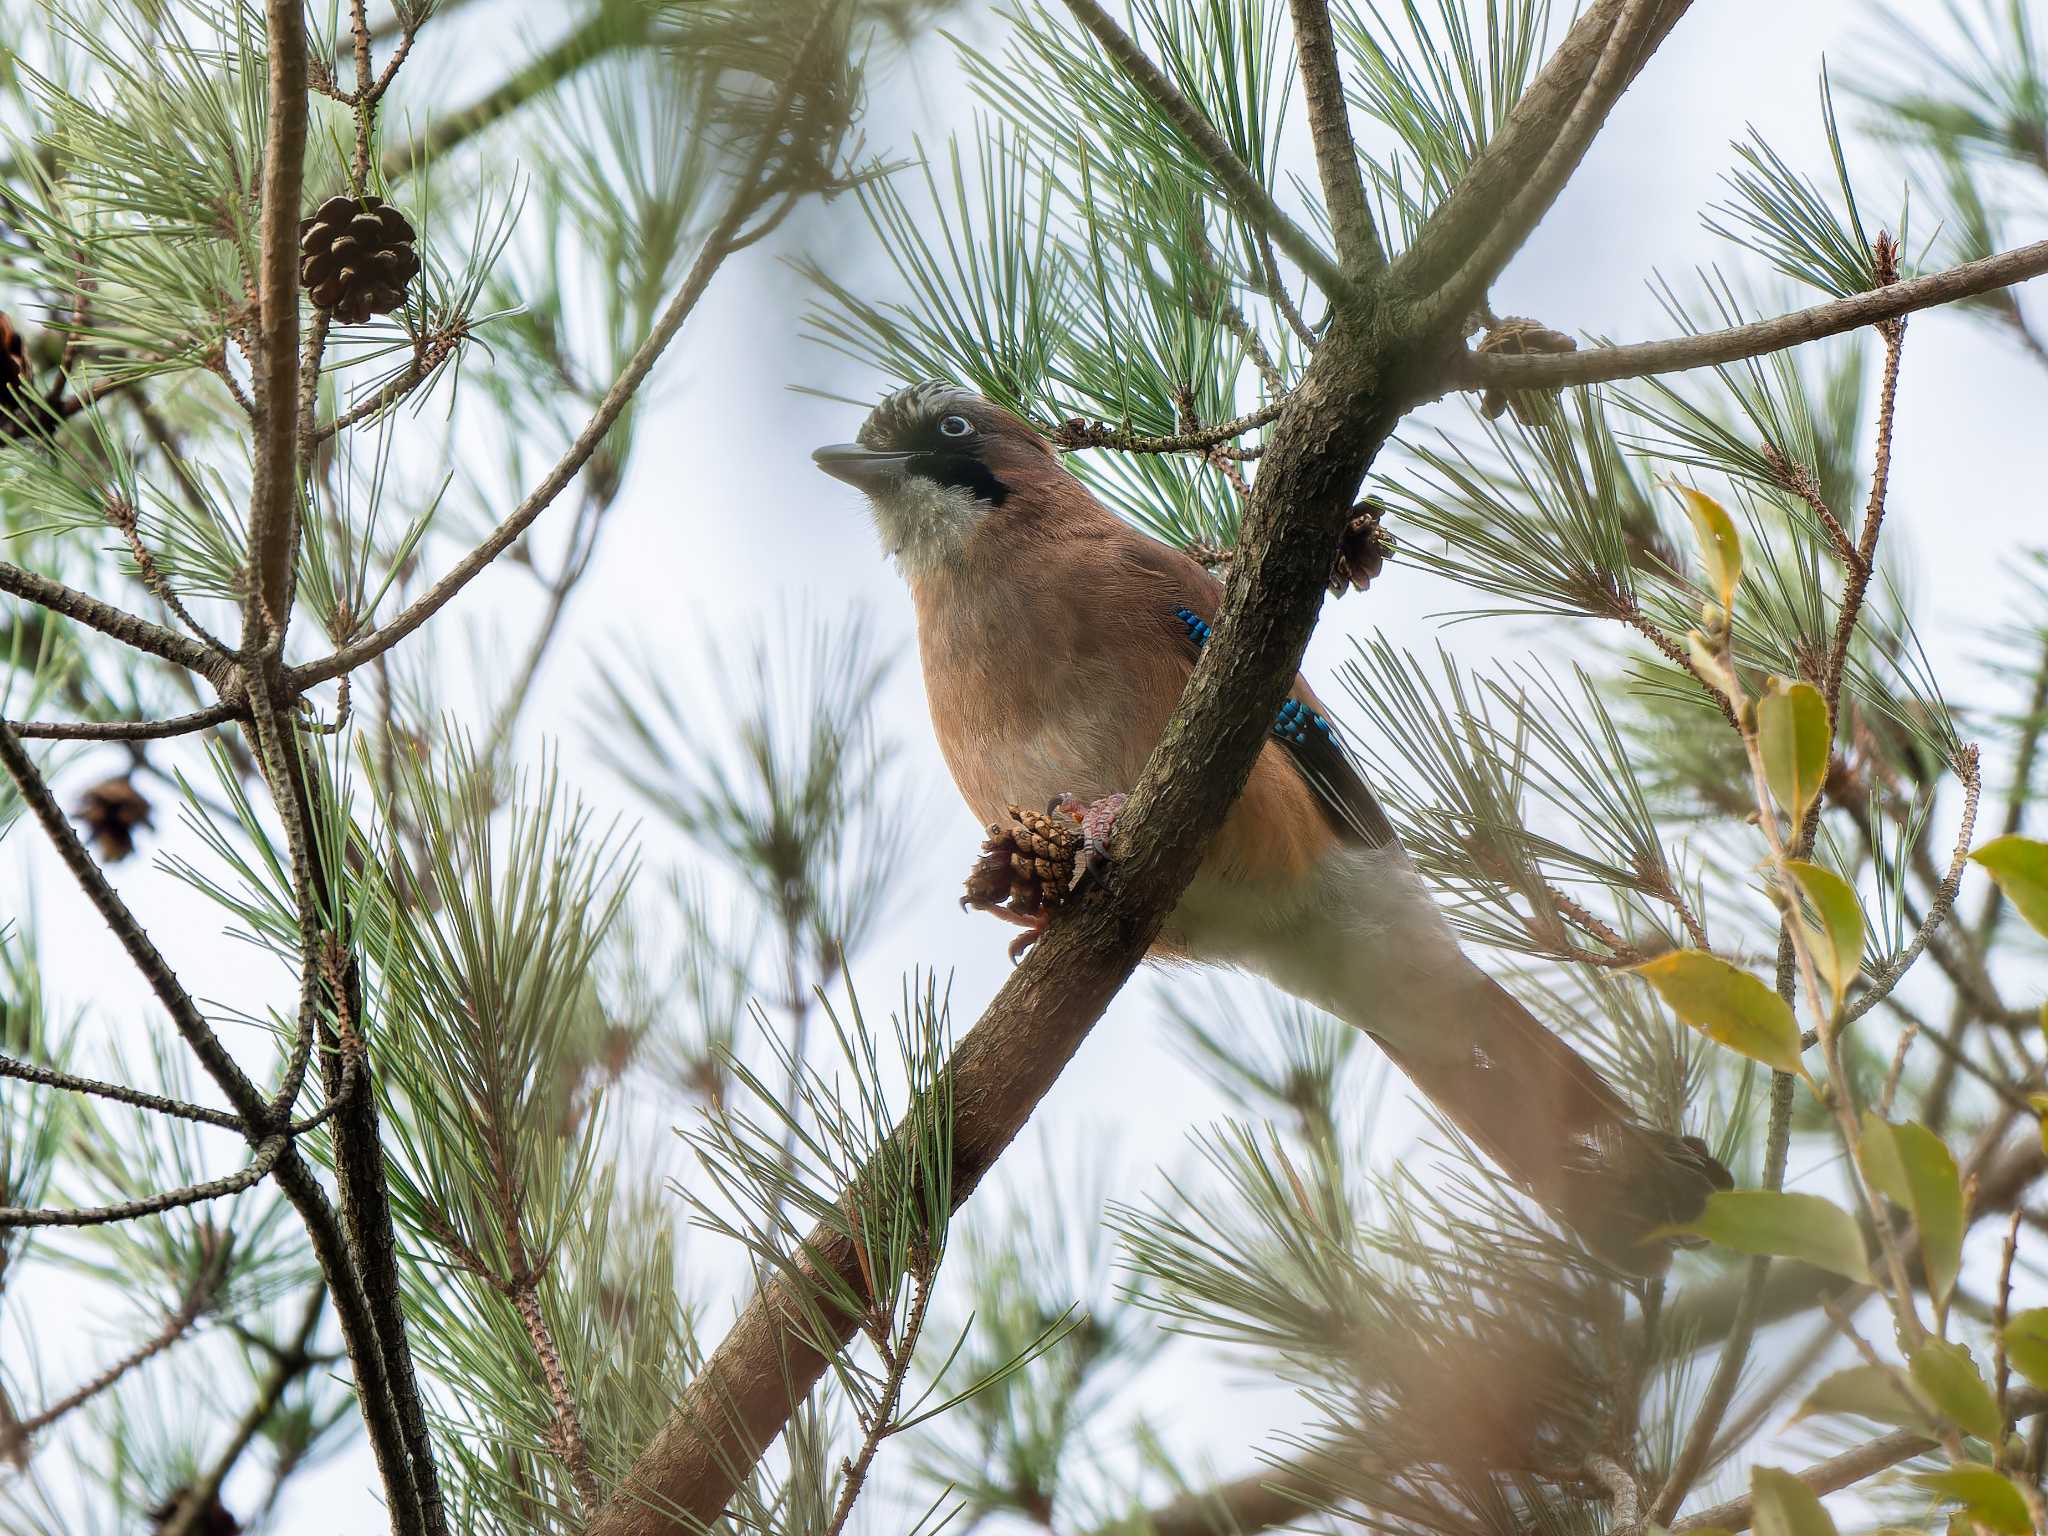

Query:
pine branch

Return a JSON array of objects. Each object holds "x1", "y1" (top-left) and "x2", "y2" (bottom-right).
[
  {"x1": 1396, "y1": 0, "x2": 1690, "y2": 296},
  {"x1": 0, "y1": 561, "x2": 222, "y2": 678},
  {"x1": 1669, "y1": 1388, "x2": 2048, "y2": 1534},
  {"x1": 1057, "y1": 0, "x2": 1353, "y2": 302},
  {"x1": 377, "y1": 4, "x2": 649, "y2": 181},
  {"x1": 5, "y1": 703, "x2": 243, "y2": 740},
  {"x1": 158, "y1": 1286, "x2": 328, "y2": 1536},
  {"x1": 290, "y1": 38, "x2": 818, "y2": 692},
  {"x1": 0, "y1": 1053, "x2": 243, "y2": 1131},
  {"x1": 587, "y1": 266, "x2": 1400, "y2": 1536},
  {"x1": 1410, "y1": 0, "x2": 1687, "y2": 335},
  {"x1": 1450, "y1": 238, "x2": 2048, "y2": 391},
  {"x1": 0, "y1": 1239, "x2": 226, "y2": 1458},
  {"x1": 1285, "y1": 0, "x2": 1381, "y2": 274},
  {"x1": 0, "y1": 1133, "x2": 286, "y2": 1229},
  {"x1": 245, "y1": 0, "x2": 310, "y2": 652}
]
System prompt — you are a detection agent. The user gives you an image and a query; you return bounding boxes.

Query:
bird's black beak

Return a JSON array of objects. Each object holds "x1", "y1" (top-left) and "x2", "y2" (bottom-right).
[{"x1": 812, "y1": 443, "x2": 910, "y2": 496}]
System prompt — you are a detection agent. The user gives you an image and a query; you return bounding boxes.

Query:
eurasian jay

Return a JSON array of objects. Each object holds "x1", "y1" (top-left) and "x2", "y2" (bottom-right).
[{"x1": 814, "y1": 380, "x2": 1730, "y2": 1270}]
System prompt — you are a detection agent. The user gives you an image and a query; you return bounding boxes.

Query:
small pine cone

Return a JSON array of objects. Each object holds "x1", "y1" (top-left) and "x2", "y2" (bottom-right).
[
  {"x1": 74, "y1": 776, "x2": 153, "y2": 863},
  {"x1": 297, "y1": 194, "x2": 421, "y2": 325},
  {"x1": 0, "y1": 311, "x2": 28, "y2": 417},
  {"x1": 962, "y1": 804, "x2": 1083, "y2": 915},
  {"x1": 150, "y1": 1487, "x2": 242, "y2": 1536},
  {"x1": 1475, "y1": 315, "x2": 1577, "y2": 424},
  {"x1": 1330, "y1": 498, "x2": 1394, "y2": 596}
]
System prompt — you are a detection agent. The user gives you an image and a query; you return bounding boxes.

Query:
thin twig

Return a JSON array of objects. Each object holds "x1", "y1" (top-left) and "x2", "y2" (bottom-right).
[
  {"x1": 0, "y1": 560, "x2": 221, "y2": 677},
  {"x1": 0, "y1": 1053, "x2": 243, "y2": 1130},
  {"x1": 291, "y1": 16, "x2": 833, "y2": 692},
  {"x1": 1284, "y1": 0, "x2": 1383, "y2": 274},
  {"x1": 0, "y1": 1240, "x2": 225, "y2": 1450},
  {"x1": 158, "y1": 1284, "x2": 327, "y2": 1536},
  {"x1": 823, "y1": 1263, "x2": 935, "y2": 1536},
  {"x1": 5, "y1": 703, "x2": 242, "y2": 740},
  {"x1": 0, "y1": 1134, "x2": 285, "y2": 1229},
  {"x1": 1047, "y1": 400, "x2": 1286, "y2": 455},
  {"x1": 511, "y1": 1280, "x2": 603, "y2": 1512},
  {"x1": 1669, "y1": 1388, "x2": 2048, "y2": 1534},
  {"x1": 1059, "y1": 0, "x2": 1353, "y2": 302},
  {"x1": 1452, "y1": 238, "x2": 2048, "y2": 392}
]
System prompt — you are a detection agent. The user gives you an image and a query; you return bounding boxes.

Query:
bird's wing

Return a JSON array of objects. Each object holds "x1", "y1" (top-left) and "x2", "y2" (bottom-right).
[{"x1": 1115, "y1": 535, "x2": 1396, "y2": 849}]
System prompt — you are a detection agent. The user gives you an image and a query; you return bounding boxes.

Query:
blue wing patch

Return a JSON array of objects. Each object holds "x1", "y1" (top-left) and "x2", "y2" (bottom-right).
[{"x1": 1170, "y1": 604, "x2": 1395, "y2": 847}]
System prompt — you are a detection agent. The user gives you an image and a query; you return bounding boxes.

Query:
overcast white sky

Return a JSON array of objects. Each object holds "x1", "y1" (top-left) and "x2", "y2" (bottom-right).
[{"x1": 9, "y1": 0, "x2": 2048, "y2": 1530}]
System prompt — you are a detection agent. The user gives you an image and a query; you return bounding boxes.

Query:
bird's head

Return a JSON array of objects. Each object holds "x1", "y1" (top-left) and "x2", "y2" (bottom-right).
[{"x1": 812, "y1": 381, "x2": 1059, "y2": 574}]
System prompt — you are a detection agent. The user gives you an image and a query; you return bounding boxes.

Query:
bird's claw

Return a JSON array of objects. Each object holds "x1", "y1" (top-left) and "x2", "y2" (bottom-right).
[{"x1": 961, "y1": 793, "x2": 1127, "y2": 957}]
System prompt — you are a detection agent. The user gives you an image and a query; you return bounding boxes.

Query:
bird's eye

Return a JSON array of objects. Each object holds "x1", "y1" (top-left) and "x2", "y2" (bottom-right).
[{"x1": 938, "y1": 414, "x2": 973, "y2": 439}]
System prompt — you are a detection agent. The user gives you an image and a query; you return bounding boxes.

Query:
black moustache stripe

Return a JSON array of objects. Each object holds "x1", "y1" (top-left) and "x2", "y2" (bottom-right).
[{"x1": 910, "y1": 452, "x2": 1010, "y2": 506}]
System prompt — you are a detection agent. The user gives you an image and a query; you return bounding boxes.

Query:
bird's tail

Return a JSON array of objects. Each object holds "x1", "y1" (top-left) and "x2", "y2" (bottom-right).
[{"x1": 1368, "y1": 974, "x2": 1731, "y2": 1273}]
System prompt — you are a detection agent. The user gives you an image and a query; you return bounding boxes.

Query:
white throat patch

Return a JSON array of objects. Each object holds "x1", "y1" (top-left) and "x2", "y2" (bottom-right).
[{"x1": 867, "y1": 477, "x2": 987, "y2": 577}]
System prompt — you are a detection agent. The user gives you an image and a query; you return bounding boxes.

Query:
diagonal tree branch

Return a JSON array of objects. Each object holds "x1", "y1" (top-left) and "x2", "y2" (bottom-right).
[
  {"x1": 0, "y1": 561, "x2": 223, "y2": 678},
  {"x1": 1395, "y1": 0, "x2": 1690, "y2": 295},
  {"x1": 588, "y1": 281, "x2": 1400, "y2": 1536},
  {"x1": 1452, "y1": 239, "x2": 2048, "y2": 392},
  {"x1": 1059, "y1": 0, "x2": 1354, "y2": 302},
  {"x1": 1410, "y1": 0, "x2": 1683, "y2": 335},
  {"x1": 1285, "y1": 0, "x2": 1382, "y2": 274},
  {"x1": 377, "y1": 3, "x2": 649, "y2": 182},
  {"x1": 1669, "y1": 1387, "x2": 2048, "y2": 1535}
]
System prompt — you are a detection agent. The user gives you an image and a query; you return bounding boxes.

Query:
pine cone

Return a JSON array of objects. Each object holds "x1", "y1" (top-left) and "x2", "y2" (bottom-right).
[
  {"x1": 150, "y1": 1487, "x2": 242, "y2": 1536},
  {"x1": 962, "y1": 804, "x2": 1083, "y2": 917},
  {"x1": 0, "y1": 310, "x2": 32, "y2": 425},
  {"x1": 1475, "y1": 315, "x2": 1577, "y2": 424},
  {"x1": 1330, "y1": 498, "x2": 1394, "y2": 595},
  {"x1": 297, "y1": 194, "x2": 421, "y2": 324},
  {"x1": 74, "y1": 776, "x2": 153, "y2": 862}
]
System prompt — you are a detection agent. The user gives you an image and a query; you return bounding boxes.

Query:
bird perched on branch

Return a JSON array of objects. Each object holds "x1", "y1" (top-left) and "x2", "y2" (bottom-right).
[{"x1": 814, "y1": 380, "x2": 1729, "y2": 1271}]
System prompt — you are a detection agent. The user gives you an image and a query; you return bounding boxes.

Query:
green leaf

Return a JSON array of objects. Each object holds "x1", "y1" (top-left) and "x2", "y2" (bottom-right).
[
  {"x1": 1859, "y1": 1116, "x2": 1963, "y2": 1303},
  {"x1": 1783, "y1": 860, "x2": 1863, "y2": 1007},
  {"x1": 1909, "y1": 1340, "x2": 2004, "y2": 1442},
  {"x1": 1664, "y1": 1191, "x2": 1870, "y2": 1282},
  {"x1": 1970, "y1": 834, "x2": 2048, "y2": 938},
  {"x1": 1631, "y1": 950, "x2": 1808, "y2": 1079},
  {"x1": 1675, "y1": 484, "x2": 1743, "y2": 609},
  {"x1": 1915, "y1": 1465, "x2": 2032, "y2": 1535},
  {"x1": 1751, "y1": 1466, "x2": 1839, "y2": 1536},
  {"x1": 1758, "y1": 679, "x2": 1831, "y2": 824},
  {"x1": 1795, "y1": 1364, "x2": 1937, "y2": 1432},
  {"x1": 2002, "y1": 1308, "x2": 2048, "y2": 1392}
]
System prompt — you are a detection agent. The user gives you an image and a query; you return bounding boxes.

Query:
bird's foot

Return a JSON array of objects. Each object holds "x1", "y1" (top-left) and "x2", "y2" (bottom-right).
[
  {"x1": 960, "y1": 794, "x2": 1126, "y2": 961},
  {"x1": 1047, "y1": 791, "x2": 1126, "y2": 894}
]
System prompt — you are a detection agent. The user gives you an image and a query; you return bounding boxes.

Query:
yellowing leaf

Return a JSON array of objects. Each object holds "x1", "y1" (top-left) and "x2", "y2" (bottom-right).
[
  {"x1": 1631, "y1": 950, "x2": 1808, "y2": 1080},
  {"x1": 1915, "y1": 1465, "x2": 2032, "y2": 1535},
  {"x1": 2003, "y1": 1308, "x2": 2048, "y2": 1392},
  {"x1": 1663, "y1": 1191, "x2": 1870, "y2": 1282},
  {"x1": 1909, "y1": 1340, "x2": 2003, "y2": 1441},
  {"x1": 1675, "y1": 485, "x2": 1743, "y2": 610},
  {"x1": 1783, "y1": 860, "x2": 1863, "y2": 1008},
  {"x1": 1687, "y1": 629, "x2": 1736, "y2": 702},
  {"x1": 1859, "y1": 1115, "x2": 1964, "y2": 1304},
  {"x1": 1758, "y1": 679, "x2": 1831, "y2": 825},
  {"x1": 1971, "y1": 834, "x2": 2048, "y2": 939},
  {"x1": 1794, "y1": 1364, "x2": 1937, "y2": 1432},
  {"x1": 1751, "y1": 1466, "x2": 1839, "y2": 1536}
]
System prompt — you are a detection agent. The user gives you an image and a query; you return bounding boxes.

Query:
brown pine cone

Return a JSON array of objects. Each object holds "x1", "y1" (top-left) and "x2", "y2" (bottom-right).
[
  {"x1": 962, "y1": 804, "x2": 1083, "y2": 917},
  {"x1": 74, "y1": 776, "x2": 153, "y2": 862},
  {"x1": 1475, "y1": 315, "x2": 1577, "y2": 424},
  {"x1": 298, "y1": 194, "x2": 421, "y2": 324},
  {"x1": 150, "y1": 1487, "x2": 241, "y2": 1536},
  {"x1": 0, "y1": 311, "x2": 28, "y2": 410},
  {"x1": 1330, "y1": 498, "x2": 1394, "y2": 596}
]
